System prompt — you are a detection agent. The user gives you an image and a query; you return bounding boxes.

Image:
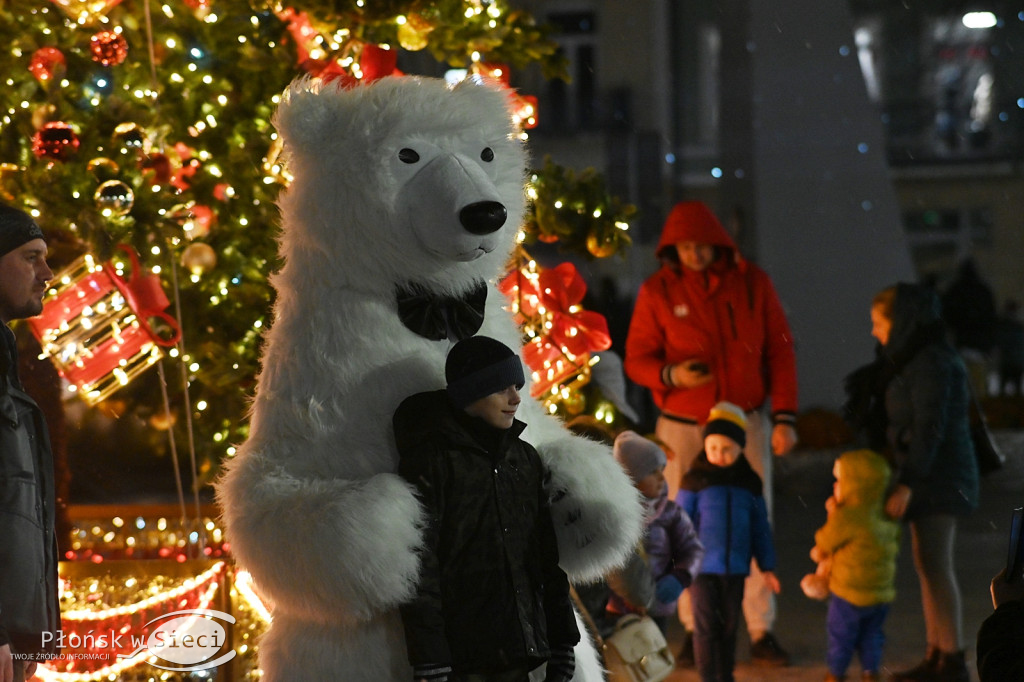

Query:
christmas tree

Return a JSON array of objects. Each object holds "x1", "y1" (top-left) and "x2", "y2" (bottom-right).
[{"x1": 0, "y1": 0, "x2": 633, "y2": 495}]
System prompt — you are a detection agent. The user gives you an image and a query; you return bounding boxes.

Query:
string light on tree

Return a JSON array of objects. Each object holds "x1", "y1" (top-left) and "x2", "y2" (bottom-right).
[{"x1": 2, "y1": 0, "x2": 615, "y2": 492}]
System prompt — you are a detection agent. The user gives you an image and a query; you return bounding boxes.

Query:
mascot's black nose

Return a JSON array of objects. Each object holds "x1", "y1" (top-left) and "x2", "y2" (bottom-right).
[{"x1": 460, "y1": 201, "x2": 507, "y2": 235}]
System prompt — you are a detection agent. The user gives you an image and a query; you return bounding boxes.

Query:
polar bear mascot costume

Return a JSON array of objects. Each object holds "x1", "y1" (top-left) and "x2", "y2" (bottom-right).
[{"x1": 216, "y1": 75, "x2": 643, "y2": 681}]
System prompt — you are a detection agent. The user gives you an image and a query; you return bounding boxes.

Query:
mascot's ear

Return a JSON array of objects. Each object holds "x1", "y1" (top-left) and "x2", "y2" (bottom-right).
[{"x1": 273, "y1": 77, "x2": 352, "y2": 158}]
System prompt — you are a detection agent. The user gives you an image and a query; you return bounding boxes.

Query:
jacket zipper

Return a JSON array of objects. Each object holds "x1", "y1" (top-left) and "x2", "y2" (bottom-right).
[
  {"x1": 726, "y1": 302, "x2": 738, "y2": 339},
  {"x1": 725, "y1": 487, "x2": 732, "y2": 572}
]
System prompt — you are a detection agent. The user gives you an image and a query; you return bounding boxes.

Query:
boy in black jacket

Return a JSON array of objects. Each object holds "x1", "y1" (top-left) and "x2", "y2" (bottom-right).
[{"x1": 394, "y1": 335, "x2": 579, "y2": 682}]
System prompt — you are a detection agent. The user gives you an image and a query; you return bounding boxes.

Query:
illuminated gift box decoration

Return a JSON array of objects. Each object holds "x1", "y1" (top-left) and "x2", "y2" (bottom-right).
[
  {"x1": 28, "y1": 245, "x2": 180, "y2": 405},
  {"x1": 500, "y1": 259, "x2": 610, "y2": 409}
]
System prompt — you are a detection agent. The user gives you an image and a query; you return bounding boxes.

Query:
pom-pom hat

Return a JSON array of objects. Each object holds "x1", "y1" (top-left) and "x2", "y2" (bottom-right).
[
  {"x1": 613, "y1": 430, "x2": 666, "y2": 482},
  {"x1": 0, "y1": 204, "x2": 44, "y2": 258},
  {"x1": 446, "y1": 335, "x2": 525, "y2": 409},
  {"x1": 703, "y1": 401, "x2": 747, "y2": 448}
]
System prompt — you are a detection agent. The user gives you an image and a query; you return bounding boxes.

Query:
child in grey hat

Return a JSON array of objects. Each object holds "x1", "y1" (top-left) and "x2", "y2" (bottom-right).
[{"x1": 609, "y1": 430, "x2": 703, "y2": 633}]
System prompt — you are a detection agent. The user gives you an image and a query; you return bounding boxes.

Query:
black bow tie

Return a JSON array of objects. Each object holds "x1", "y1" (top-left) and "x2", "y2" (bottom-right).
[{"x1": 396, "y1": 280, "x2": 487, "y2": 342}]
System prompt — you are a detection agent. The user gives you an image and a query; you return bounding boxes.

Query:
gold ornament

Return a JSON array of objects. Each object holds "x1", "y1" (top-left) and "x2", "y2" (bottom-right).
[
  {"x1": 112, "y1": 122, "x2": 147, "y2": 153},
  {"x1": 397, "y1": 13, "x2": 434, "y2": 51},
  {"x1": 0, "y1": 163, "x2": 21, "y2": 201},
  {"x1": 561, "y1": 390, "x2": 586, "y2": 416},
  {"x1": 181, "y1": 242, "x2": 217, "y2": 275},
  {"x1": 586, "y1": 231, "x2": 618, "y2": 258},
  {"x1": 149, "y1": 411, "x2": 177, "y2": 431},
  {"x1": 93, "y1": 179, "x2": 134, "y2": 215},
  {"x1": 86, "y1": 157, "x2": 120, "y2": 180},
  {"x1": 262, "y1": 136, "x2": 292, "y2": 185}
]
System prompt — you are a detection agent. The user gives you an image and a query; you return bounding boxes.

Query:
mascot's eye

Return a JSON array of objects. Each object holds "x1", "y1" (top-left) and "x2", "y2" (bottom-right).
[
  {"x1": 398, "y1": 148, "x2": 420, "y2": 164},
  {"x1": 480, "y1": 147, "x2": 494, "y2": 162}
]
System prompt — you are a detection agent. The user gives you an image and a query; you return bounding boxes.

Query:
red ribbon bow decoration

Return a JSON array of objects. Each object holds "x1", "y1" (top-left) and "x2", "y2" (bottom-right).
[
  {"x1": 501, "y1": 261, "x2": 611, "y2": 397},
  {"x1": 279, "y1": 8, "x2": 400, "y2": 88},
  {"x1": 535, "y1": 262, "x2": 611, "y2": 358}
]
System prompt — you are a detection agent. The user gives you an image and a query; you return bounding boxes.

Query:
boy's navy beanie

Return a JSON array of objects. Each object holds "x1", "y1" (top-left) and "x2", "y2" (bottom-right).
[
  {"x1": 445, "y1": 335, "x2": 525, "y2": 409},
  {"x1": 0, "y1": 204, "x2": 44, "y2": 258}
]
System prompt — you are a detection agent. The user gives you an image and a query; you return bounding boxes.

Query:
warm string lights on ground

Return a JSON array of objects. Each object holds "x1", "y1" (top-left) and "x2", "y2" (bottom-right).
[
  {"x1": 42, "y1": 561, "x2": 225, "y2": 679},
  {"x1": 40, "y1": 559, "x2": 271, "y2": 681},
  {"x1": 66, "y1": 513, "x2": 228, "y2": 563}
]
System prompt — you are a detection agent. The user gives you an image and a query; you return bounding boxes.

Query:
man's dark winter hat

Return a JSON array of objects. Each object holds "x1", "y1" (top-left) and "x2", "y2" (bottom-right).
[
  {"x1": 0, "y1": 204, "x2": 44, "y2": 258},
  {"x1": 446, "y1": 335, "x2": 525, "y2": 409}
]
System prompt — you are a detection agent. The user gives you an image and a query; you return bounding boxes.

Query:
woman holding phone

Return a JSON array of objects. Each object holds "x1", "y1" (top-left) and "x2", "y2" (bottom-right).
[{"x1": 844, "y1": 282, "x2": 980, "y2": 682}]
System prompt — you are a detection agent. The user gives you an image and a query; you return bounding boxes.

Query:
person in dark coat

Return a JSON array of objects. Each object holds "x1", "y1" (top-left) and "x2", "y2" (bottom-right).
[
  {"x1": 394, "y1": 336, "x2": 579, "y2": 682},
  {"x1": 844, "y1": 283, "x2": 979, "y2": 682},
  {"x1": 0, "y1": 204, "x2": 59, "y2": 682},
  {"x1": 941, "y1": 258, "x2": 997, "y2": 397},
  {"x1": 994, "y1": 299, "x2": 1024, "y2": 396}
]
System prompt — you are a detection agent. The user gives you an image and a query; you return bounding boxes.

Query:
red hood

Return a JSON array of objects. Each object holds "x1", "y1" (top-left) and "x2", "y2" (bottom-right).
[{"x1": 656, "y1": 201, "x2": 739, "y2": 259}]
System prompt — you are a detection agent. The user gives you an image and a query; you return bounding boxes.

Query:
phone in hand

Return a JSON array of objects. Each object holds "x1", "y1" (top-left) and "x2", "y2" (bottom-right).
[{"x1": 1006, "y1": 507, "x2": 1024, "y2": 582}]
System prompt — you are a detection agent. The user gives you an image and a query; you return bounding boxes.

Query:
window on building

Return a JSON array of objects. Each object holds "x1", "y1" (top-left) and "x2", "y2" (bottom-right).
[
  {"x1": 538, "y1": 11, "x2": 598, "y2": 133},
  {"x1": 904, "y1": 206, "x2": 994, "y2": 282},
  {"x1": 850, "y1": 4, "x2": 1022, "y2": 165}
]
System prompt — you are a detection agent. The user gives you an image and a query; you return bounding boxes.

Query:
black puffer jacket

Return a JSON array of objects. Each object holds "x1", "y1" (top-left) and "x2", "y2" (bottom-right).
[
  {"x1": 845, "y1": 284, "x2": 979, "y2": 519},
  {"x1": 0, "y1": 325, "x2": 59, "y2": 657},
  {"x1": 394, "y1": 390, "x2": 579, "y2": 675}
]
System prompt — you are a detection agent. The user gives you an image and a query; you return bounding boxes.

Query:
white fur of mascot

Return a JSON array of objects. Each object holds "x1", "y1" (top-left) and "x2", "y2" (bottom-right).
[{"x1": 216, "y1": 75, "x2": 643, "y2": 682}]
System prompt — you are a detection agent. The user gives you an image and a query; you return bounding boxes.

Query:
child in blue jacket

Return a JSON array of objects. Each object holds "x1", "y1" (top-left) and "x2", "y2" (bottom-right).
[{"x1": 678, "y1": 402, "x2": 781, "y2": 682}]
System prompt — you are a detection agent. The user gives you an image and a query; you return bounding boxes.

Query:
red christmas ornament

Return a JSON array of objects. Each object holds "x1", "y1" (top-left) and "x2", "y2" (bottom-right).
[
  {"x1": 28, "y1": 47, "x2": 66, "y2": 83},
  {"x1": 89, "y1": 31, "x2": 128, "y2": 66},
  {"x1": 141, "y1": 152, "x2": 172, "y2": 184},
  {"x1": 32, "y1": 122, "x2": 80, "y2": 161}
]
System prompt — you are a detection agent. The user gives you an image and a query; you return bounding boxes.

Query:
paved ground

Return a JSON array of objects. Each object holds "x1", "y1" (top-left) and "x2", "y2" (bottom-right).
[{"x1": 657, "y1": 430, "x2": 1024, "y2": 682}]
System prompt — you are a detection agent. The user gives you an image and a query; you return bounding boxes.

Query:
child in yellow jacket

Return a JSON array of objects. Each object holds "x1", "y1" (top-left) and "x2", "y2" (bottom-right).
[{"x1": 804, "y1": 449, "x2": 900, "y2": 682}]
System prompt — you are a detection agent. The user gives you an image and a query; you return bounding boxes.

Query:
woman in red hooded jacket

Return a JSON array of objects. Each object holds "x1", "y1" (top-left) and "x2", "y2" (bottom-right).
[{"x1": 624, "y1": 200, "x2": 799, "y2": 667}]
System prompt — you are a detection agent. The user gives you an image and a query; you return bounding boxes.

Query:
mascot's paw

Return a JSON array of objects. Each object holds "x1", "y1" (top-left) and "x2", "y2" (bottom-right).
[
  {"x1": 324, "y1": 473, "x2": 426, "y2": 618},
  {"x1": 537, "y1": 436, "x2": 643, "y2": 582},
  {"x1": 227, "y1": 470, "x2": 425, "y2": 623}
]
